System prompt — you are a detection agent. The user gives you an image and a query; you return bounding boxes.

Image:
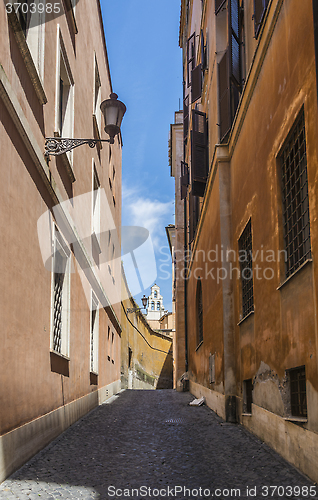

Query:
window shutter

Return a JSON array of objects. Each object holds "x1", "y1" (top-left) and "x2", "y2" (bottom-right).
[
  {"x1": 183, "y1": 95, "x2": 189, "y2": 140},
  {"x1": 191, "y1": 64, "x2": 202, "y2": 103},
  {"x1": 191, "y1": 110, "x2": 208, "y2": 197},
  {"x1": 218, "y1": 50, "x2": 231, "y2": 142},
  {"x1": 215, "y1": 0, "x2": 226, "y2": 14},
  {"x1": 253, "y1": 0, "x2": 268, "y2": 38},
  {"x1": 230, "y1": 0, "x2": 240, "y2": 86},
  {"x1": 201, "y1": 30, "x2": 207, "y2": 71},
  {"x1": 187, "y1": 32, "x2": 196, "y2": 87},
  {"x1": 189, "y1": 193, "x2": 199, "y2": 243},
  {"x1": 181, "y1": 161, "x2": 189, "y2": 200}
]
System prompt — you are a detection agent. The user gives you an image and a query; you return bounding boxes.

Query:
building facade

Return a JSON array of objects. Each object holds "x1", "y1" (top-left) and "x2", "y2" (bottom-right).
[
  {"x1": 177, "y1": 0, "x2": 318, "y2": 481},
  {"x1": 0, "y1": 0, "x2": 122, "y2": 481},
  {"x1": 168, "y1": 111, "x2": 187, "y2": 389},
  {"x1": 121, "y1": 270, "x2": 173, "y2": 390}
]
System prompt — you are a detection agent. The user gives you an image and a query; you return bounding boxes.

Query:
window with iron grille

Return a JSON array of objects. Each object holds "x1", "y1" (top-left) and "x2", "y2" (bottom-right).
[
  {"x1": 51, "y1": 229, "x2": 71, "y2": 357},
  {"x1": 288, "y1": 366, "x2": 307, "y2": 417},
  {"x1": 90, "y1": 292, "x2": 99, "y2": 373},
  {"x1": 238, "y1": 219, "x2": 254, "y2": 318},
  {"x1": 280, "y1": 110, "x2": 311, "y2": 278},
  {"x1": 197, "y1": 279, "x2": 203, "y2": 345}
]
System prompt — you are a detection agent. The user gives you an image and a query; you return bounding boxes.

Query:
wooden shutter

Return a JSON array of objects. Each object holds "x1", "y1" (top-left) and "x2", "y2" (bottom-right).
[
  {"x1": 181, "y1": 161, "x2": 189, "y2": 200},
  {"x1": 191, "y1": 64, "x2": 202, "y2": 103},
  {"x1": 230, "y1": 0, "x2": 240, "y2": 87},
  {"x1": 189, "y1": 193, "x2": 199, "y2": 243},
  {"x1": 191, "y1": 110, "x2": 208, "y2": 197},
  {"x1": 187, "y1": 33, "x2": 196, "y2": 87},
  {"x1": 183, "y1": 95, "x2": 189, "y2": 140},
  {"x1": 201, "y1": 30, "x2": 207, "y2": 71},
  {"x1": 215, "y1": 0, "x2": 226, "y2": 14},
  {"x1": 254, "y1": 0, "x2": 268, "y2": 38},
  {"x1": 218, "y1": 50, "x2": 231, "y2": 142}
]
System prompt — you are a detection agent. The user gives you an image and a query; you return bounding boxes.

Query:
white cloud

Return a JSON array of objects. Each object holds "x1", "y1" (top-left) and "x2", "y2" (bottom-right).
[{"x1": 123, "y1": 189, "x2": 173, "y2": 250}]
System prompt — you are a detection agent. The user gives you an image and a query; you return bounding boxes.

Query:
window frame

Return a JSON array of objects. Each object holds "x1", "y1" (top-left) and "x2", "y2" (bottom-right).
[
  {"x1": 196, "y1": 278, "x2": 204, "y2": 346},
  {"x1": 50, "y1": 226, "x2": 71, "y2": 358},
  {"x1": 238, "y1": 219, "x2": 254, "y2": 319},
  {"x1": 90, "y1": 290, "x2": 99, "y2": 374},
  {"x1": 55, "y1": 26, "x2": 74, "y2": 161},
  {"x1": 279, "y1": 109, "x2": 311, "y2": 278},
  {"x1": 287, "y1": 366, "x2": 307, "y2": 418}
]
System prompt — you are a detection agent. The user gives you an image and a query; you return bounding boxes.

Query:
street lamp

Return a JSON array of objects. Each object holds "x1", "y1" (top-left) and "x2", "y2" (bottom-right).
[
  {"x1": 127, "y1": 295, "x2": 148, "y2": 314},
  {"x1": 44, "y1": 93, "x2": 126, "y2": 156}
]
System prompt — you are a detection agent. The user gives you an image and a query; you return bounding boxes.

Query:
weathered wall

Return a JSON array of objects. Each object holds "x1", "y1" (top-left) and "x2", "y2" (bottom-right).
[
  {"x1": 179, "y1": 0, "x2": 318, "y2": 481},
  {"x1": 121, "y1": 270, "x2": 173, "y2": 390},
  {"x1": 0, "y1": 0, "x2": 122, "y2": 481}
]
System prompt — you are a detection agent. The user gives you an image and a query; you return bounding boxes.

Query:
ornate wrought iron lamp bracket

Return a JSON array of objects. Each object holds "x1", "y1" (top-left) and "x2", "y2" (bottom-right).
[{"x1": 44, "y1": 137, "x2": 111, "y2": 157}]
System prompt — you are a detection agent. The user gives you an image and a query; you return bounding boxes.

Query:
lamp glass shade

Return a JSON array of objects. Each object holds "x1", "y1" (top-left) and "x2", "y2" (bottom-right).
[{"x1": 100, "y1": 93, "x2": 126, "y2": 143}]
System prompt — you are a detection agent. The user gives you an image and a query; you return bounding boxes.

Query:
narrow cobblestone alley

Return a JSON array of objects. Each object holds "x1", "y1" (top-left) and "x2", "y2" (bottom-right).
[{"x1": 0, "y1": 390, "x2": 316, "y2": 500}]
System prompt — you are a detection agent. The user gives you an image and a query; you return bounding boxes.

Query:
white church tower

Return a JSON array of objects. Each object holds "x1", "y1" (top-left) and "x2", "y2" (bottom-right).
[{"x1": 146, "y1": 284, "x2": 165, "y2": 321}]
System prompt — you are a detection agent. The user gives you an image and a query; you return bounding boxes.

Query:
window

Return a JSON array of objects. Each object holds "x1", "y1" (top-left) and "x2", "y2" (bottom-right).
[
  {"x1": 189, "y1": 192, "x2": 200, "y2": 243},
  {"x1": 280, "y1": 110, "x2": 311, "y2": 278},
  {"x1": 191, "y1": 110, "x2": 208, "y2": 197},
  {"x1": 239, "y1": 219, "x2": 254, "y2": 318},
  {"x1": 288, "y1": 366, "x2": 307, "y2": 417},
  {"x1": 92, "y1": 163, "x2": 101, "y2": 247},
  {"x1": 51, "y1": 228, "x2": 71, "y2": 357},
  {"x1": 55, "y1": 30, "x2": 74, "y2": 157},
  {"x1": 217, "y1": 0, "x2": 242, "y2": 142},
  {"x1": 253, "y1": 0, "x2": 269, "y2": 38},
  {"x1": 196, "y1": 279, "x2": 203, "y2": 345},
  {"x1": 151, "y1": 301, "x2": 155, "y2": 310},
  {"x1": 7, "y1": 0, "x2": 46, "y2": 103},
  {"x1": 154, "y1": 290, "x2": 157, "y2": 298},
  {"x1": 111, "y1": 332, "x2": 115, "y2": 364},
  {"x1": 187, "y1": 32, "x2": 196, "y2": 87},
  {"x1": 90, "y1": 292, "x2": 99, "y2": 373},
  {"x1": 183, "y1": 95, "x2": 189, "y2": 142},
  {"x1": 107, "y1": 326, "x2": 111, "y2": 361},
  {"x1": 181, "y1": 161, "x2": 189, "y2": 200},
  {"x1": 93, "y1": 56, "x2": 102, "y2": 137},
  {"x1": 157, "y1": 302, "x2": 160, "y2": 311},
  {"x1": 243, "y1": 379, "x2": 253, "y2": 413}
]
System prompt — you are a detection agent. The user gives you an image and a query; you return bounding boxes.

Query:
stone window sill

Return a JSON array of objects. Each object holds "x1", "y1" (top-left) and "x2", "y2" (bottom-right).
[
  {"x1": 238, "y1": 310, "x2": 254, "y2": 326},
  {"x1": 195, "y1": 340, "x2": 203, "y2": 352},
  {"x1": 283, "y1": 416, "x2": 308, "y2": 423}
]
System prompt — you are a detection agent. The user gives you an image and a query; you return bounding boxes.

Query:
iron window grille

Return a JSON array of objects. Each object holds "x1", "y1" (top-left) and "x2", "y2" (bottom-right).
[
  {"x1": 239, "y1": 219, "x2": 254, "y2": 318},
  {"x1": 53, "y1": 254, "x2": 65, "y2": 354},
  {"x1": 197, "y1": 279, "x2": 204, "y2": 345},
  {"x1": 52, "y1": 232, "x2": 70, "y2": 355},
  {"x1": 280, "y1": 110, "x2": 311, "y2": 278},
  {"x1": 288, "y1": 366, "x2": 307, "y2": 418}
]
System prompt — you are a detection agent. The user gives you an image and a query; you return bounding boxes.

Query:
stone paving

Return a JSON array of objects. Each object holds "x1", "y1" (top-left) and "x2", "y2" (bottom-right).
[{"x1": 0, "y1": 390, "x2": 317, "y2": 500}]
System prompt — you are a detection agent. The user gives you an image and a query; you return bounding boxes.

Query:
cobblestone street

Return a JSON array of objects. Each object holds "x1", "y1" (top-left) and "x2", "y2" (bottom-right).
[{"x1": 0, "y1": 390, "x2": 316, "y2": 500}]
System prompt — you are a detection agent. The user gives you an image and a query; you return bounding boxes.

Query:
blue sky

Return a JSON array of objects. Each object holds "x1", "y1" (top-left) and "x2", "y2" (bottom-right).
[{"x1": 101, "y1": 0, "x2": 182, "y2": 311}]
